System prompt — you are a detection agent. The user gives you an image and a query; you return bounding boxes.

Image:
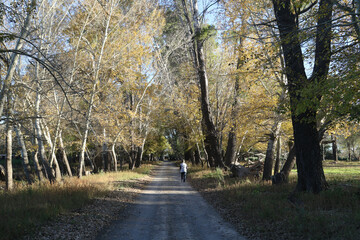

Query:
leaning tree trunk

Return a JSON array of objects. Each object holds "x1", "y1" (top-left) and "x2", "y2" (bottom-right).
[{"x1": 272, "y1": 0, "x2": 332, "y2": 193}]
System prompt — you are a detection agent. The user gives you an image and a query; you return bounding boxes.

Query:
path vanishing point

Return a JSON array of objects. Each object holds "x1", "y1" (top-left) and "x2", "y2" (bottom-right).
[{"x1": 97, "y1": 161, "x2": 246, "y2": 240}]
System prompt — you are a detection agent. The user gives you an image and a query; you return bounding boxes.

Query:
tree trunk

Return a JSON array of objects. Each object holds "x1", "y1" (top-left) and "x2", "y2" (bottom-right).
[
  {"x1": 129, "y1": 157, "x2": 136, "y2": 170},
  {"x1": 194, "y1": 147, "x2": 201, "y2": 165},
  {"x1": 31, "y1": 133, "x2": 44, "y2": 182},
  {"x1": 135, "y1": 146, "x2": 142, "y2": 168},
  {"x1": 102, "y1": 129, "x2": 110, "y2": 172},
  {"x1": 191, "y1": 0, "x2": 225, "y2": 169},
  {"x1": 282, "y1": 144, "x2": 296, "y2": 176},
  {"x1": 281, "y1": 144, "x2": 296, "y2": 182},
  {"x1": 103, "y1": 148, "x2": 109, "y2": 171},
  {"x1": 236, "y1": 131, "x2": 248, "y2": 164},
  {"x1": 79, "y1": 3, "x2": 112, "y2": 177},
  {"x1": 190, "y1": 150, "x2": 196, "y2": 165},
  {"x1": 225, "y1": 131, "x2": 236, "y2": 166},
  {"x1": 225, "y1": 49, "x2": 243, "y2": 167},
  {"x1": 201, "y1": 139, "x2": 210, "y2": 168},
  {"x1": 332, "y1": 135, "x2": 338, "y2": 163},
  {"x1": 41, "y1": 120, "x2": 62, "y2": 181},
  {"x1": 272, "y1": 144, "x2": 296, "y2": 184},
  {"x1": 184, "y1": 146, "x2": 192, "y2": 162},
  {"x1": 347, "y1": 143, "x2": 351, "y2": 161},
  {"x1": 137, "y1": 139, "x2": 147, "y2": 168},
  {"x1": 129, "y1": 147, "x2": 136, "y2": 170},
  {"x1": 119, "y1": 150, "x2": 124, "y2": 169},
  {"x1": 272, "y1": 0, "x2": 332, "y2": 193},
  {"x1": 321, "y1": 142, "x2": 326, "y2": 161},
  {"x1": 6, "y1": 119, "x2": 13, "y2": 190},
  {"x1": 78, "y1": 89, "x2": 95, "y2": 177},
  {"x1": 263, "y1": 122, "x2": 282, "y2": 180},
  {"x1": 111, "y1": 143, "x2": 118, "y2": 172},
  {"x1": 0, "y1": 164, "x2": 5, "y2": 181},
  {"x1": 204, "y1": 140, "x2": 215, "y2": 167},
  {"x1": 35, "y1": 122, "x2": 54, "y2": 182},
  {"x1": 262, "y1": 134, "x2": 277, "y2": 180},
  {"x1": 293, "y1": 112, "x2": 327, "y2": 192},
  {"x1": 14, "y1": 124, "x2": 32, "y2": 184},
  {"x1": 34, "y1": 84, "x2": 55, "y2": 182},
  {"x1": 59, "y1": 131, "x2": 72, "y2": 176},
  {"x1": 0, "y1": 0, "x2": 36, "y2": 117},
  {"x1": 274, "y1": 136, "x2": 281, "y2": 174}
]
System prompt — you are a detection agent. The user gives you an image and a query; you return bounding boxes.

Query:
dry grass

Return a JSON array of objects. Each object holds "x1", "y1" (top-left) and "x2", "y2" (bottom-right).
[
  {"x1": 0, "y1": 164, "x2": 156, "y2": 240},
  {"x1": 188, "y1": 162, "x2": 360, "y2": 240}
]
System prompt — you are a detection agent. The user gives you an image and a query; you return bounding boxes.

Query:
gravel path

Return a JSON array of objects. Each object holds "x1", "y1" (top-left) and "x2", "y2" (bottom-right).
[{"x1": 97, "y1": 161, "x2": 246, "y2": 240}]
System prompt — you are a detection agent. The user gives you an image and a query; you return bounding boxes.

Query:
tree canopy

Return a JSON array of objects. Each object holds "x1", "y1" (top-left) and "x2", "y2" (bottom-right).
[{"x1": 0, "y1": 0, "x2": 359, "y2": 193}]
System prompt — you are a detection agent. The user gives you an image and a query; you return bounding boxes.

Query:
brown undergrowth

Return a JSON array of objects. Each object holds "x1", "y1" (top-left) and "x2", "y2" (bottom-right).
[
  {"x1": 188, "y1": 161, "x2": 360, "y2": 240},
  {"x1": 0, "y1": 163, "x2": 157, "y2": 240}
]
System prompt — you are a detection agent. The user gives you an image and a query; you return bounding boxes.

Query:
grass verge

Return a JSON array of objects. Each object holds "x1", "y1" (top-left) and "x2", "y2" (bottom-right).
[
  {"x1": 0, "y1": 163, "x2": 156, "y2": 240},
  {"x1": 188, "y1": 161, "x2": 360, "y2": 240}
]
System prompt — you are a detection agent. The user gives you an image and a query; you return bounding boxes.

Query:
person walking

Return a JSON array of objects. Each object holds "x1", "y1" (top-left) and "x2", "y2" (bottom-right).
[{"x1": 180, "y1": 160, "x2": 188, "y2": 182}]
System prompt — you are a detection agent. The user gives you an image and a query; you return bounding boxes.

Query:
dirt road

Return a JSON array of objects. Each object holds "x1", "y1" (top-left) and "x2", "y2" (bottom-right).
[{"x1": 97, "y1": 161, "x2": 246, "y2": 240}]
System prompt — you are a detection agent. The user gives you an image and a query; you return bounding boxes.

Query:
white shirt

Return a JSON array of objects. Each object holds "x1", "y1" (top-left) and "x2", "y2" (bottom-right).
[{"x1": 180, "y1": 162, "x2": 187, "y2": 173}]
